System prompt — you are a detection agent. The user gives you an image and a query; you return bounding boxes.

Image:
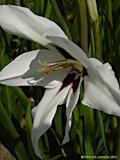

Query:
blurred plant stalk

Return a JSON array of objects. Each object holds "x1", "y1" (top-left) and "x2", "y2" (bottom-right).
[
  {"x1": 86, "y1": 0, "x2": 101, "y2": 59},
  {"x1": 76, "y1": 0, "x2": 88, "y2": 53}
]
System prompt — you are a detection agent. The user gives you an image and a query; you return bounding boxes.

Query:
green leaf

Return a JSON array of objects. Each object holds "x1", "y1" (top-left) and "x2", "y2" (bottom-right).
[
  {"x1": 97, "y1": 111, "x2": 108, "y2": 154},
  {"x1": 25, "y1": 102, "x2": 37, "y2": 159},
  {"x1": 15, "y1": 142, "x2": 31, "y2": 160},
  {"x1": 13, "y1": 87, "x2": 28, "y2": 108},
  {"x1": 50, "y1": 0, "x2": 71, "y2": 39},
  {"x1": 81, "y1": 105, "x2": 94, "y2": 158},
  {"x1": 3, "y1": 86, "x2": 16, "y2": 117},
  {"x1": 45, "y1": 0, "x2": 52, "y2": 18},
  {"x1": 54, "y1": 106, "x2": 64, "y2": 139},
  {"x1": 76, "y1": 0, "x2": 88, "y2": 52},
  {"x1": 0, "y1": 101, "x2": 19, "y2": 138}
]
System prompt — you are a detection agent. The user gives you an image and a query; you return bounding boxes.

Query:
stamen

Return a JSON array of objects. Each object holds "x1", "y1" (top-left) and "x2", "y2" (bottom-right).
[
  {"x1": 38, "y1": 59, "x2": 84, "y2": 77},
  {"x1": 39, "y1": 60, "x2": 73, "y2": 76}
]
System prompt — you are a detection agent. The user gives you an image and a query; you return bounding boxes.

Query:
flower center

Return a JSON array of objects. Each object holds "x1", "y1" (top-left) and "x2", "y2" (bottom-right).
[{"x1": 39, "y1": 59, "x2": 84, "y2": 76}]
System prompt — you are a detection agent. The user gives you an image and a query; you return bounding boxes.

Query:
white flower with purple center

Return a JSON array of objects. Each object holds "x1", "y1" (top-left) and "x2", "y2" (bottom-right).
[{"x1": 0, "y1": 5, "x2": 120, "y2": 159}]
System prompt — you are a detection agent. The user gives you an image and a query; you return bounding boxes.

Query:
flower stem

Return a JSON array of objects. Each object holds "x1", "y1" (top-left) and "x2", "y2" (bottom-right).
[
  {"x1": 92, "y1": 20, "x2": 101, "y2": 59},
  {"x1": 76, "y1": 0, "x2": 88, "y2": 53},
  {"x1": 50, "y1": 128, "x2": 67, "y2": 157},
  {"x1": 86, "y1": 0, "x2": 102, "y2": 59}
]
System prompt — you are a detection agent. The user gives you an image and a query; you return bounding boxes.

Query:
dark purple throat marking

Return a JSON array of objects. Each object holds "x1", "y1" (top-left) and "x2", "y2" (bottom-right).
[
  {"x1": 59, "y1": 73, "x2": 76, "y2": 91},
  {"x1": 72, "y1": 77, "x2": 80, "y2": 92},
  {"x1": 59, "y1": 73, "x2": 80, "y2": 93}
]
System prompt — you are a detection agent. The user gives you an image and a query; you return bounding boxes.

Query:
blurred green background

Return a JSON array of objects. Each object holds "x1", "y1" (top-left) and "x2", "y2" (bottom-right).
[{"x1": 0, "y1": 0, "x2": 120, "y2": 159}]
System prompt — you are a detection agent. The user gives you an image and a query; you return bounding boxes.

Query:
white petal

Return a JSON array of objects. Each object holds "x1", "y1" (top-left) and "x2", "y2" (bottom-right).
[
  {"x1": 0, "y1": 5, "x2": 67, "y2": 46},
  {"x1": 31, "y1": 83, "x2": 71, "y2": 158},
  {"x1": 0, "y1": 49, "x2": 66, "y2": 86},
  {"x1": 62, "y1": 79, "x2": 82, "y2": 144},
  {"x1": 48, "y1": 36, "x2": 89, "y2": 67},
  {"x1": 82, "y1": 58, "x2": 120, "y2": 116},
  {"x1": 88, "y1": 58, "x2": 120, "y2": 103},
  {"x1": 88, "y1": 57, "x2": 102, "y2": 66},
  {"x1": 32, "y1": 85, "x2": 60, "y2": 159},
  {"x1": 0, "y1": 50, "x2": 39, "y2": 86}
]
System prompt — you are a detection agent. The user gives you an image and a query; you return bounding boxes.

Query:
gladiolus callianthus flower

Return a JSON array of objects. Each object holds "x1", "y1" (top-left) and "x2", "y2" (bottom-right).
[{"x1": 0, "y1": 5, "x2": 120, "y2": 159}]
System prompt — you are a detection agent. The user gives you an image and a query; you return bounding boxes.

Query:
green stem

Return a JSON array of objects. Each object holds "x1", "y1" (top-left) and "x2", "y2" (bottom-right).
[
  {"x1": 50, "y1": 0, "x2": 71, "y2": 39},
  {"x1": 86, "y1": 0, "x2": 102, "y2": 59},
  {"x1": 50, "y1": 128, "x2": 67, "y2": 157},
  {"x1": 76, "y1": 0, "x2": 88, "y2": 53},
  {"x1": 77, "y1": 0, "x2": 95, "y2": 158},
  {"x1": 13, "y1": 87, "x2": 29, "y2": 108},
  {"x1": 97, "y1": 111, "x2": 108, "y2": 154},
  {"x1": 92, "y1": 20, "x2": 101, "y2": 59}
]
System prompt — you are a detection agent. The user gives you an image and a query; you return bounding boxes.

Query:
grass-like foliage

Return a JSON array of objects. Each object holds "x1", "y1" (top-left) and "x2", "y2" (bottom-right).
[{"x1": 0, "y1": 0, "x2": 120, "y2": 159}]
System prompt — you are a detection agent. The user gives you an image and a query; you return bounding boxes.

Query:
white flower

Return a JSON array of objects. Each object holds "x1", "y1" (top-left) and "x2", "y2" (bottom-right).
[{"x1": 0, "y1": 5, "x2": 120, "y2": 159}]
